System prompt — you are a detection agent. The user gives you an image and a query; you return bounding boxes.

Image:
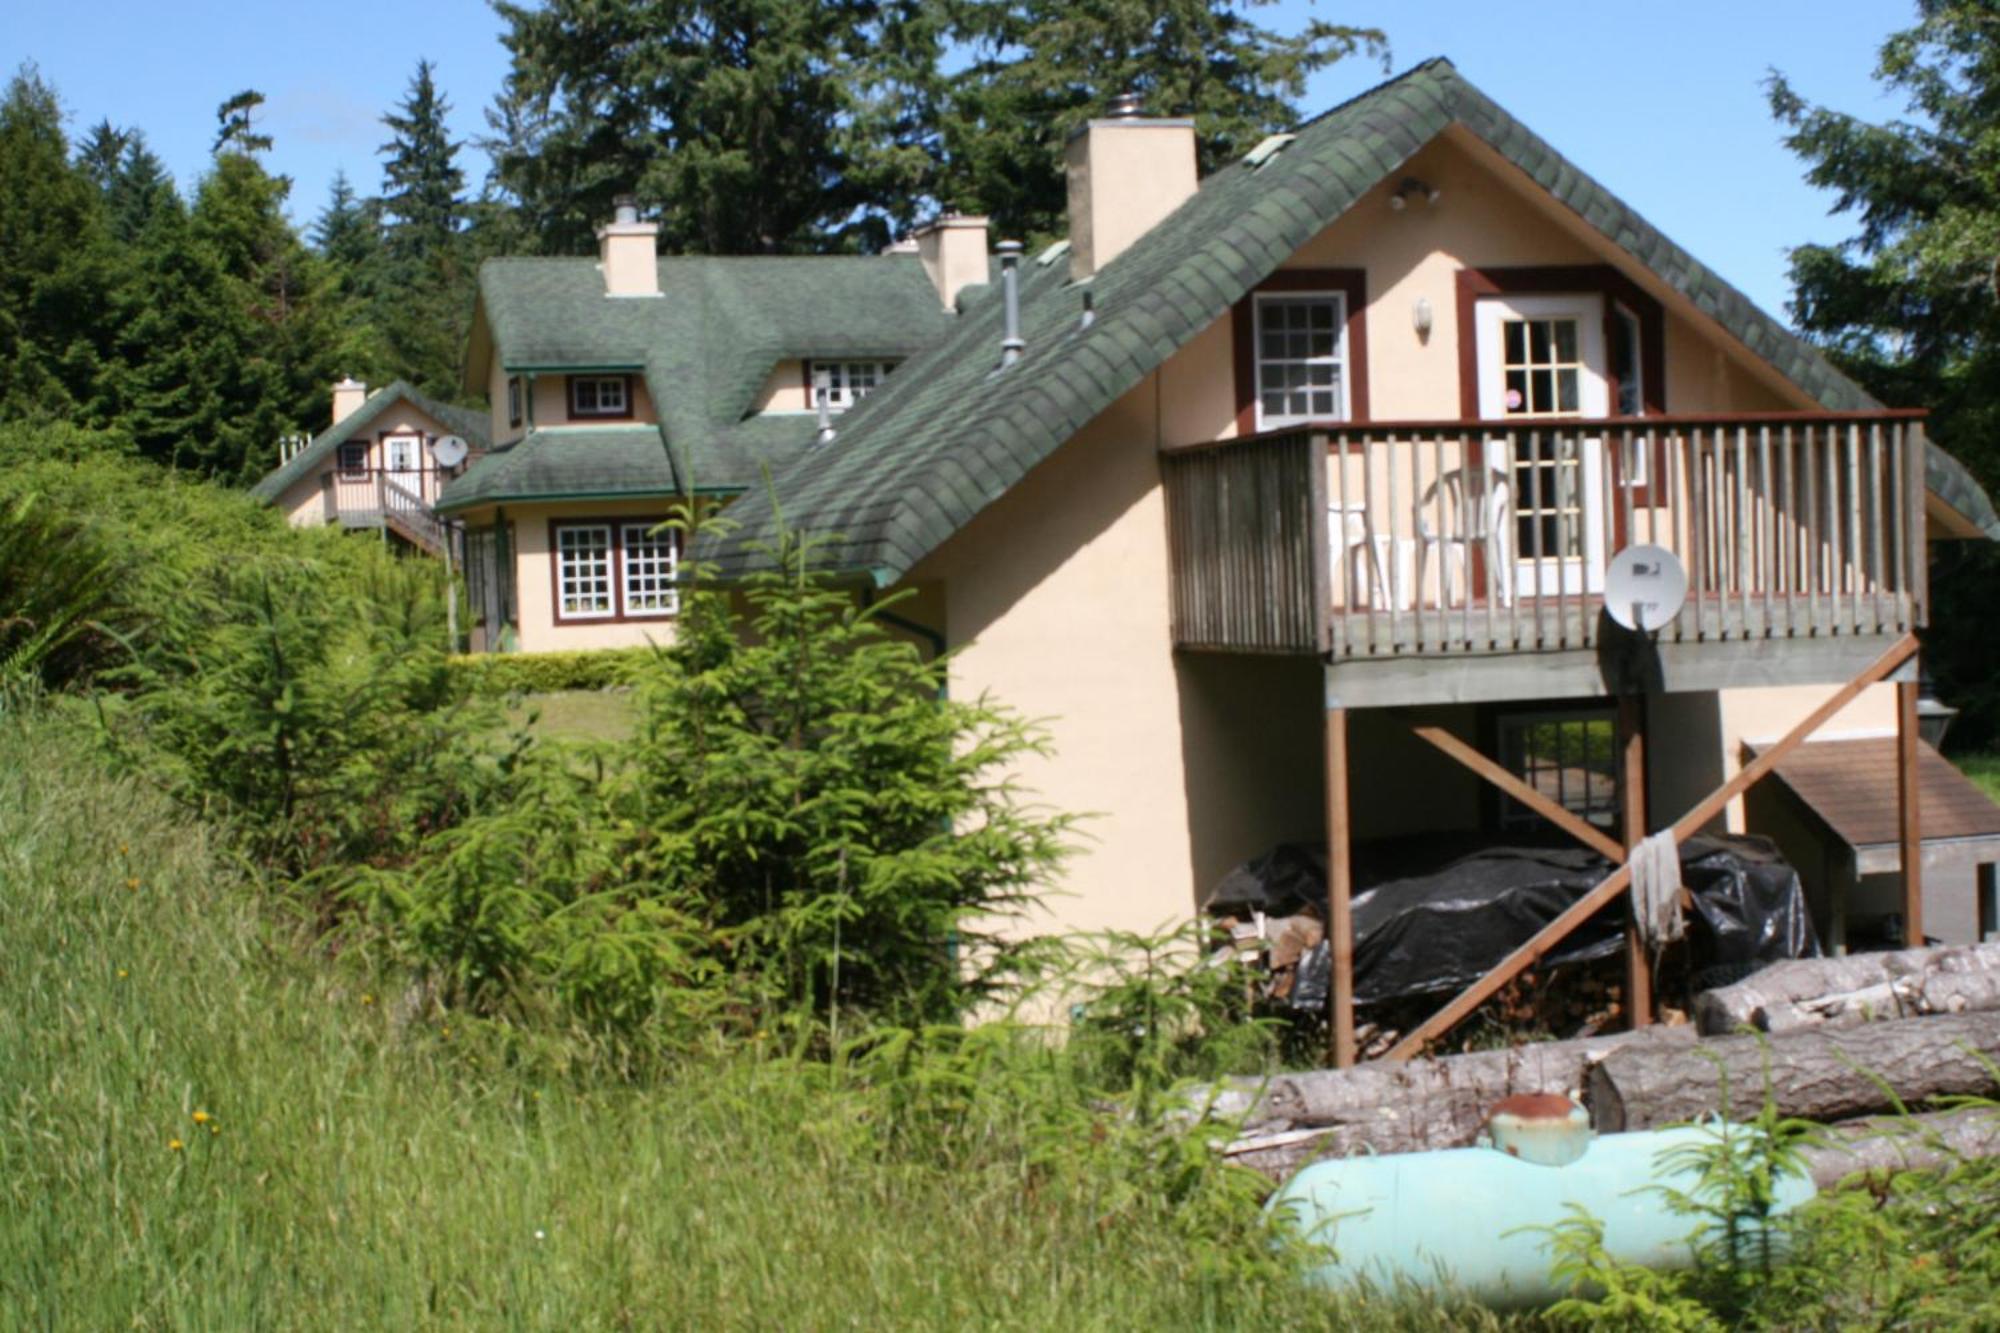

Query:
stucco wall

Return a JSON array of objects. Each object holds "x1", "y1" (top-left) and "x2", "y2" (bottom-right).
[
  {"x1": 509, "y1": 499, "x2": 681, "y2": 654},
  {"x1": 527, "y1": 373, "x2": 658, "y2": 428},
  {"x1": 898, "y1": 124, "x2": 1877, "y2": 938},
  {"x1": 752, "y1": 360, "x2": 811, "y2": 414},
  {"x1": 273, "y1": 400, "x2": 464, "y2": 527}
]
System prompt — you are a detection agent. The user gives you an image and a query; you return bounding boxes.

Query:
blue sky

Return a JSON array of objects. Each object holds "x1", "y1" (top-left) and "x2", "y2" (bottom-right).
[{"x1": 6, "y1": 1, "x2": 1913, "y2": 320}]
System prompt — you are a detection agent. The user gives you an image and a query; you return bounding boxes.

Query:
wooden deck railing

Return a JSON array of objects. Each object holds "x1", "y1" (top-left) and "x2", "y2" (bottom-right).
[
  {"x1": 320, "y1": 466, "x2": 447, "y2": 525},
  {"x1": 1161, "y1": 412, "x2": 1929, "y2": 658}
]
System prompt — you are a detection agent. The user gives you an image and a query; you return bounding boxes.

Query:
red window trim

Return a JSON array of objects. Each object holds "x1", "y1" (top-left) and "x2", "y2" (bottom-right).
[
  {"x1": 1231, "y1": 268, "x2": 1371, "y2": 436},
  {"x1": 547, "y1": 516, "x2": 678, "y2": 625},
  {"x1": 800, "y1": 358, "x2": 898, "y2": 409},
  {"x1": 336, "y1": 441, "x2": 369, "y2": 477},
  {"x1": 567, "y1": 373, "x2": 636, "y2": 421},
  {"x1": 1454, "y1": 264, "x2": 1669, "y2": 515}
]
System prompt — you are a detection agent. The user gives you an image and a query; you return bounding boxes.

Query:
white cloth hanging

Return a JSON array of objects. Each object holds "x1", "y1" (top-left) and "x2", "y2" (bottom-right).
[{"x1": 1630, "y1": 830, "x2": 1685, "y2": 950}]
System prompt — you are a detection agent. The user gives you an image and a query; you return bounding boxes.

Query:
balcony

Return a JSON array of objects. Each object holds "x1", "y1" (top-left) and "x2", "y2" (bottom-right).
[
  {"x1": 318, "y1": 467, "x2": 450, "y2": 555},
  {"x1": 1161, "y1": 413, "x2": 1929, "y2": 696}
]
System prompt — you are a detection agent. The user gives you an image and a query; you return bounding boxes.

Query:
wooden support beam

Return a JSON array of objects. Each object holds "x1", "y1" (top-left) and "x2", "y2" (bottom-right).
[
  {"x1": 1384, "y1": 633, "x2": 1920, "y2": 1062},
  {"x1": 1407, "y1": 722, "x2": 1626, "y2": 862},
  {"x1": 1325, "y1": 704, "x2": 1356, "y2": 1068},
  {"x1": 1899, "y1": 678, "x2": 1925, "y2": 946},
  {"x1": 1619, "y1": 695, "x2": 1651, "y2": 1030}
]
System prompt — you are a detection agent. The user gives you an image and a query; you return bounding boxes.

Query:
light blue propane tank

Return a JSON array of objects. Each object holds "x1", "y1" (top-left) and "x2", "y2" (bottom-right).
[{"x1": 1265, "y1": 1125, "x2": 1816, "y2": 1307}]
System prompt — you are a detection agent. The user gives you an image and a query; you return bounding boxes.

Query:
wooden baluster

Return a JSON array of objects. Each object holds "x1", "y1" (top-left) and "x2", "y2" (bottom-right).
[
  {"x1": 1734, "y1": 425, "x2": 1751, "y2": 639},
  {"x1": 1867, "y1": 421, "x2": 1885, "y2": 634},
  {"x1": 1804, "y1": 423, "x2": 1821, "y2": 633},
  {"x1": 1846, "y1": 421, "x2": 1863, "y2": 634}
]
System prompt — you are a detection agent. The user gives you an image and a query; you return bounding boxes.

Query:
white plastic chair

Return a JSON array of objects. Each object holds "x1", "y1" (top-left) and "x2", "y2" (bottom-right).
[
  {"x1": 1329, "y1": 502, "x2": 1391, "y2": 609},
  {"x1": 1416, "y1": 467, "x2": 1514, "y2": 609}
]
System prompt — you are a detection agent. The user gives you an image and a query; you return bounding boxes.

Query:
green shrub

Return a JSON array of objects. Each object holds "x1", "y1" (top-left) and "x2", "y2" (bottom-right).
[
  {"x1": 0, "y1": 491, "x2": 130, "y2": 699},
  {"x1": 445, "y1": 645, "x2": 654, "y2": 696}
]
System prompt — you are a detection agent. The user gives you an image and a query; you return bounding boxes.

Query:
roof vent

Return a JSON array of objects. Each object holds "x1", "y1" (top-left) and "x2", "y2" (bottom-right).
[
  {"x1": 814, "y1": 370, "x2": 836, "y2": 446},
  {"x1": 1107, "y1": 91, "x2": 1144, "y2": 119},
  {"x1": 997, "y1": 240, "x2": 1024, "y2": 368}
]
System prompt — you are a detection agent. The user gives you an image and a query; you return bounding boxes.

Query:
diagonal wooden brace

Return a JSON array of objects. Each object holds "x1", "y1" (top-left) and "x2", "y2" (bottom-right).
[
  {"x1": 1383, "y1": 632, "x2": 1921, "y2": 1062},
  {"x1": 1407, "y1": 722, "x2": 1626, "y2": 862}
]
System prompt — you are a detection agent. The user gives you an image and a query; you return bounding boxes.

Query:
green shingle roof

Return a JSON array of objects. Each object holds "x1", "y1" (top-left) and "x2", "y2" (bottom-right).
[
  {"x1": 696, "y1": 57, "x2": 1996, "y2": 581},
  {"x1": 444, "y1": 253, "x2": 955, "y2": 509},
  {"x1": 249, "y1": 380, "x2": 488, "y2": 503}
]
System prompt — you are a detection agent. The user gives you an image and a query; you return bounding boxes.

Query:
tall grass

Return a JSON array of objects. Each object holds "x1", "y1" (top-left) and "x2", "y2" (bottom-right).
[{"x1": 0, "y1": 709, "x2": 1494, "y2": 1331}]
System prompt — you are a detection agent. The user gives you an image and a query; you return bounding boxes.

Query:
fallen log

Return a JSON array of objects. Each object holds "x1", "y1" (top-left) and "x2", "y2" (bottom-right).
[
  {"x1": 1801, "y1": 1107, "x2": 2000, "y2": 1188},
  {"x1": 1205, "y1": 1026, "x2": 1695, "y2": 1177},
  {"x1": 1590, "y1": 1011, "x2": 2000, "y2": 1133},
  {"x1": 1757, "y1": 969, "x2": 2000, "y2": 1033},
  {"x1": 1695, "y1": 942, "x2": 2000, "y2": 1035}
]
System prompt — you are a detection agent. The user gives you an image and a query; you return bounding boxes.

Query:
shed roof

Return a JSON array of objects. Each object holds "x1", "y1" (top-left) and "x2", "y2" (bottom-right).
[
  {"x1": 1762, "y1": 737, "x2": 2000, "y2": 873},
  {"x1": 695, "y1": 57, "x2": 1999, "y2": 583}
]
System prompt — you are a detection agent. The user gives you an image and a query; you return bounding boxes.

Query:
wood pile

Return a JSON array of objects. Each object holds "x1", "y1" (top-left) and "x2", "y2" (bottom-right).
[{"x1": 1193, "y1": 942, "x2": 2000, "y2": 1185}]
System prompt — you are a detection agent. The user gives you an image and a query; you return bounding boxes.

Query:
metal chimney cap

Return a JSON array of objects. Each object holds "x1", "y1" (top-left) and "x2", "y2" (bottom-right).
[
  {"x1": 612, "y1": 193, "x2": 640, "y2": 225},
  {"x1": 1107, "y1": 91, "x2": 1144, "y2": 119}
]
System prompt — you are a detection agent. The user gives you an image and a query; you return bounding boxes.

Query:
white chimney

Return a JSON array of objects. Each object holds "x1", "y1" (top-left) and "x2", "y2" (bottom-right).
[
  {"x1": 1065, "y1": 94, "x2": 1198, "y2": 281},
  {"x1": 598, "y1": 194, "x2": 660, "y2": 298},
  {"x1": 911, "y1": 213, "x2": 990, "y2": 310},
  {"x1": 331, "y1": 377, "x2": 367, "y2": 426}
]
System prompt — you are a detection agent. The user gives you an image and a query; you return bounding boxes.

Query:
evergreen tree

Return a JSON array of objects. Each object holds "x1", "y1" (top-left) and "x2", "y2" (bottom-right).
[
  {"x1": 0, "y1": 67, "x2": 120, "y2": 421},
  {"x1": 74, "y1": 119, "x2": 130, "y2": 193},
  {"x1": 490, "y1": 0, "x2": 942, "y2": 254},
  {"x1": 938, "y1": 0, "x2": 1386, "y2": 243},
  {"x1": 1769, "y1": 0, "x2": 2000, "y2": 746},
  {"x1": 378, "y1": 59, "x2": 465, "y2": 264},
  {"x1": 213, "y1": 89, "x2": 272, "y2": 155},
  {"x1": 103, "y1": 134, "x2": 178, "y2": 244}
]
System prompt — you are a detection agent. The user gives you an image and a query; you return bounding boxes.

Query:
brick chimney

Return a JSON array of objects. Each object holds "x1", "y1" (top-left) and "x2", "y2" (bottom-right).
[
  {"x1": 598, "y1": 195, "x2": 660, "y2": 298},
  {"x1": 1065, "y1": 93, "x2": 1198, "y2": 281},
  {"x1": 331, "y1": 376, "x2": 367, "y2": 426},
  {"x1": 911, "y1": 213, "x2": 990, "y2": 310}
]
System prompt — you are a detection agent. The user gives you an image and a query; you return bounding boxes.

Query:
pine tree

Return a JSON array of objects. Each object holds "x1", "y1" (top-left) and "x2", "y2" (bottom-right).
[
  {"x1": 103, "y1": 134, "x2": 178, "y2": 245},
  {"x1": 490, "y1": 0, "x2": 942, "y2": 254},
  {"x1": 378, "y1": 59, "x2": 465, "y2": 265},
  {"x1": 213, "y1": 90, "x2": 272, "y2": 156},
  {"x1": 0, "y1": 67, "x2": 121, "y2": 421},
  {"x1": 938, "y1": 0, "x2": 1385, "y2": 243},
  {"x1": 1769, "y1": 0, "x2": 2000, "y2": 746}
]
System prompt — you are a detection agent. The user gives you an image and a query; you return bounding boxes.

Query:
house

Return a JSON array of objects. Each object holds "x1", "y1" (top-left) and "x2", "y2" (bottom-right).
[
  {"x1": 264, "y1": 58, "x2": 2000, "y2": 1061},
  {"x1": 686, "y1": 59, "x2": 2000, "y2": 1059},
  {"x1": 251, "y1": 378, "x2": 488, "y2": 556}
]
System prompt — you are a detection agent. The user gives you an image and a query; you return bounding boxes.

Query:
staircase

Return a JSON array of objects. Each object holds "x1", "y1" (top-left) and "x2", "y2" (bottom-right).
[{"x1": 380, "y1": 475, "x2": 449, "y2": 556}]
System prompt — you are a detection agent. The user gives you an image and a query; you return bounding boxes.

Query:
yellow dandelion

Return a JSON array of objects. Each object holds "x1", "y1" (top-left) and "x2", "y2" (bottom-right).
[
  {"x1": 361, "y1": 993, "x2": 375, "y2": 1006},
  {"x1": 119, "y1": 843, "x2": 130, "y2": 855},
  {"x1": 191, "y1": 1110, "x2": 211, "y2": 1125},
  {"x1": 116, "y1": 969, "x2": 128, "y2": 980},
  {"x1": 208, "y1": 1124, "x2": 220, "y2": 1137},
  {"x1": 441, "y1": 1026, "x2": 452, "y2": 1038},
  {"x1": 125, "y1": 878, "x2": 140, "y2": 891},
  {"x1": 168, "y1": 1138, "x2": 184, "y2": 1152}
]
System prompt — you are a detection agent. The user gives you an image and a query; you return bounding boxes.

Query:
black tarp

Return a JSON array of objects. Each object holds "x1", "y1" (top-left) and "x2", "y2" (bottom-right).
[{"x1": 1206, "y1": 833, "x2": 1818, "y2": 1009}]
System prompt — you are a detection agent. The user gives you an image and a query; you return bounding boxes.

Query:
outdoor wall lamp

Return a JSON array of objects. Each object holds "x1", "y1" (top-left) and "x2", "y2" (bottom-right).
[
  {"x1": 1412, "y1": 296, "x2": 1434, "y2": 341},
  {"x1": 1388, "y1": 176, "x2": 1441, "y2": 211}
]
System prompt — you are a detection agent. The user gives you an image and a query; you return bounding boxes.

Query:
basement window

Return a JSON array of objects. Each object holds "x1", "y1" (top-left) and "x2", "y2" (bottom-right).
[
  {"x1": 810, "y1": 360, "x2": 898, "y2": 412},
  {"x1": 569, "y1": 374, "x2": 631, "y2": 419},
  {"x1": 1496, "y1": 709, "x2": 1619, "y2": 832},
  {"x1": 1253, "y1": 293, "x2": 1348, "y2": 428}
]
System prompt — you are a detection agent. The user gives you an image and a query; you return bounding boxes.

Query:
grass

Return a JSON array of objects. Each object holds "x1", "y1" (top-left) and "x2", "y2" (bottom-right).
[
  {"x1": 504, "y1": 689, "x2": 639, "y2": 743},
  {"x1": 1955, "y1": 750, "x2": 2000, "y2": 804},
  {"x1": 0, "y1": 708, "x2": 1495, "y2": 1331}
]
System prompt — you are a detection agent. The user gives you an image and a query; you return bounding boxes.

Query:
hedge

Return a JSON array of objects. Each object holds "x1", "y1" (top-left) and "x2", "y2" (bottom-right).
[{"x1": 446, "y1": 647, "x2": 657, "y2": 696}]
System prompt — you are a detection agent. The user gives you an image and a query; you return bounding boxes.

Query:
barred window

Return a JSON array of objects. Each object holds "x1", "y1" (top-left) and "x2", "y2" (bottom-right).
[
  {"x1": 1497, "y1": 711, "x2": 1619, "y2": 832},
  {"x1": 569, "y1": 375, "x2": 630, "y2": 418},
  {"x1": 555, "y1": 524, "x2": 614, "y2": 619},
  {"x1": 811, "y1": 360, "x2": 897, "y2": 411}
]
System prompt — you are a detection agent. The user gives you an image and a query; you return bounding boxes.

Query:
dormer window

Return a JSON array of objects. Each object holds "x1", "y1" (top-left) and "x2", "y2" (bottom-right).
[
  {"x1": 569, "y1": 374, "x2": 632, "y2": 419},
  {"x1": 507, "y1": 376, "x2": 524, "y2": 428},
  {"x1": 809, "y1": 360, "x2": 897, "y2": 412}
]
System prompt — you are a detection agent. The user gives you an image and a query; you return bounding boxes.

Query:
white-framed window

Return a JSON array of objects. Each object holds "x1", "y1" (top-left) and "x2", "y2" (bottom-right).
[
  {"x1": 1496, "y1": 710, "x2": 1619, "y2": 832},
  {"x1": 620, "y1": 521, "x2": 679, "y2": 617},
  {"x1": 507, "y1": 376, "x2": 524, "y2": 428},
  {"x1": 569, "y1": 375, "x2": 630, "y2": 418},
  {"x1": 1609, "y1": 303, "x2": 1650, "y2": 486},
  {"x1": 555, "y1": 524, "x2": 615, "y2": 619},
  {"x1": 1253, "y1": 293, "x2": 1348, "y2": 428},
  {"x1": 811, "y1": 360, "x2": 897, "y2": 412}
]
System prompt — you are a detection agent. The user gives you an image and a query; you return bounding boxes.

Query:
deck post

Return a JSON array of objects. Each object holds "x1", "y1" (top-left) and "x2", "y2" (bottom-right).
[
  {"x1": 1618, "y1": 695, "x2": 1651, "y2": 1029},
  {"x1": 1324, "y1": 684, "x2": 1356, "y2": 1068},
  {"x1": 1899, "y1": 677, "x2": 1924, "y2": 946}
]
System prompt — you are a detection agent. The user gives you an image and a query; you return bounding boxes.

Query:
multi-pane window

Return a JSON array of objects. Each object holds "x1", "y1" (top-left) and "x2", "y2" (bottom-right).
[
  {"x1": 1609, "y1": 304, "x2": 1650, "y2": 486},
  {"x1": 551, "y1": 519, "x2": 678, "y2": 622},
  {"x1": 556, "y1": 524, "x2": 615, "y2": 619},
  {"x1": 812, "y1": 360, "x2": 896, "y2": 411},
  {"x1": 569, "y1": 375, "x2": 630, "y2": 418},
  {"x1": 1500, "y1": 316, "x2": 1587, "y2": 559},
  {"x1": 1253, "y1": 293, "x2": 1347, "y2": 427},
  {"x1": 621, "y1": 522, "x2": 679, "y2": 616},
  {"x1": 337, "y1": 442, "x2": 368, "y2": 477},
  {"x1": 1497, "y1": 711, "x2": 1619, "y2": 832}
]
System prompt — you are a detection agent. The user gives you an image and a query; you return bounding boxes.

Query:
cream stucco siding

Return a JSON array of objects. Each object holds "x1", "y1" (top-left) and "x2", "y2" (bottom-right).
[
  {"x1": 509, "y1": 500, "x2": 681, "y2": 654},
  {"x1": 525, "y1": 373, "x2": 657, "y2": 428},
  {"x1": 751, "y1": 360, "x2": 811, "y2": 414}
]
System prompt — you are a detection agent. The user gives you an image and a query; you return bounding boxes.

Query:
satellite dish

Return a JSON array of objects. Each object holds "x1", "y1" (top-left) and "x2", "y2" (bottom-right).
[
  {"x1": 430, "y1": 434, "x2": 469, "y2": 469},
  {"x1": 1604, "y1": 544, "x2": 1687, "y2": 633}
]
